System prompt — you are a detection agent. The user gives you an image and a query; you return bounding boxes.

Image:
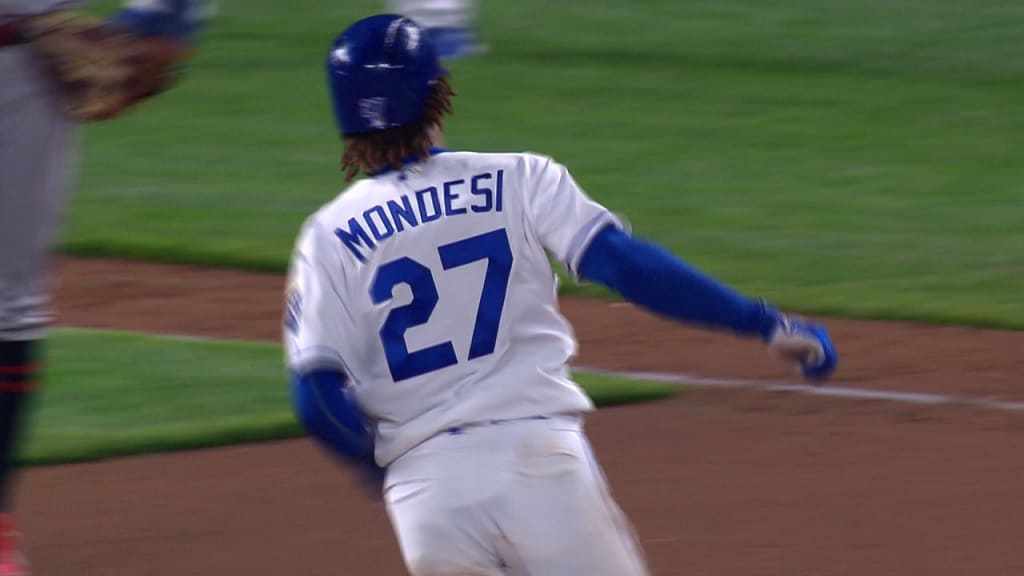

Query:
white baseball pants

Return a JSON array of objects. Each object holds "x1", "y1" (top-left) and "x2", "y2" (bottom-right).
[{"x1": 384, "y1": 415, "x2": 650, "y2": 576}]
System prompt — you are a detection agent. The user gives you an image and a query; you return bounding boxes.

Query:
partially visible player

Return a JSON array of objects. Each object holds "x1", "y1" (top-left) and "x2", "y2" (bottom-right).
[
  {"x1": 388, "y1": 0, "x2": 484, "y2": 59},
  {"x1": 0, "y1": 2, "x2": 206, "y2": 574},
  {"x1": 286, "y1": 14, "x2": 836, "y2": 575}
]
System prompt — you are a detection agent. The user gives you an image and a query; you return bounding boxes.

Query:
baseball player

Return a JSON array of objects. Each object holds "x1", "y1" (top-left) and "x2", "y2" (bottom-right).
[
  {"x1": 286, "y1": 14, "x2": 837, "y2": 576},
  {"x1": 0, "y1": 2, "x2": 205, "y2": 573}
]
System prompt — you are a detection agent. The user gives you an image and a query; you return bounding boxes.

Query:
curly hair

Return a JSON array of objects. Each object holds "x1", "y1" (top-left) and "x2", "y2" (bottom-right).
[{"x1": 340, "y1": 75, "x2": 456, "y2": 181}]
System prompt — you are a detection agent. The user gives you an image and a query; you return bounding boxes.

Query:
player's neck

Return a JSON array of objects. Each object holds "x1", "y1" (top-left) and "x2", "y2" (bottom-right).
[
  {"x1": 371, "y1": 125, "x2": 446, "y2": 174},
  {"x1": 427, "y1": 124, "x2": 445, "y2": 148}
]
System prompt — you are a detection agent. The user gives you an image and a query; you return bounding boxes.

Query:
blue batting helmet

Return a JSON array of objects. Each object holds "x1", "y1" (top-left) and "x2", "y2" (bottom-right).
[{"x1": 326, "y1": 14, "x2": 445, "y2": 136}]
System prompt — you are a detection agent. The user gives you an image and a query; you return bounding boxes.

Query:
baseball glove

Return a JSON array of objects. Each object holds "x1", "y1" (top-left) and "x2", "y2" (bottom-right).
[{"x1": 4, "y1": 10, "x2": 191, "y2": 122}]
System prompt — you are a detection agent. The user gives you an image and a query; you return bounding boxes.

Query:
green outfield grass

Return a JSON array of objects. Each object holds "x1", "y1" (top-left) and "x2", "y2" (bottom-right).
[
  {"x1": 20, "y1": 329, "x2": 677, "y2": 465},
  {"x1": 70, "y1": 0, "x2": 1024, "y2": 327}
]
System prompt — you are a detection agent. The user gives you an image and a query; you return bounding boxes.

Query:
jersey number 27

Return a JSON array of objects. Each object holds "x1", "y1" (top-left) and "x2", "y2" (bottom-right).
[{"x1": 370, "y1": 228, "x2": 513, "y2": 382}]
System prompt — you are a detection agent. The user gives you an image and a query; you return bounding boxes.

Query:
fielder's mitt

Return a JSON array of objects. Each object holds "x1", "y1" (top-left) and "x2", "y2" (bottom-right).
[{"x1": 6, "y1": 11, "x2": 190, "y2": 122}]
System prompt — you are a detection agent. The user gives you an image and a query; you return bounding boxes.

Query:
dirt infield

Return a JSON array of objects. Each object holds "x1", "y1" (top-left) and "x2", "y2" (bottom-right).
[{"x1": 17, "y1": 257, "x2": 1024, "y2": 575}]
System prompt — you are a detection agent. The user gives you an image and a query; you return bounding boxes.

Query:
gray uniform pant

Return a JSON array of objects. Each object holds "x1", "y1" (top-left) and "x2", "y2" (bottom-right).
[{"x1": 0, "y1": 47, "x2": 76, "y2": 341}]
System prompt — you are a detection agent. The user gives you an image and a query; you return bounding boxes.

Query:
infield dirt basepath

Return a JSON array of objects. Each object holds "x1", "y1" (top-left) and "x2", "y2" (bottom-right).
[{"x1": 16, "y1": 257, "x2": 1023, "y2": 575}]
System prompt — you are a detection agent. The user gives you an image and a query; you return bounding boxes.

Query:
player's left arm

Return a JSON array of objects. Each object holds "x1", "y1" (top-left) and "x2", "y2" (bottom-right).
[
  {"x1": 521, "y1": 155, "x2": 835, "y2": 382},
  {"x1": 577, "y1": 225, "x2": 837, "y2": 382}
]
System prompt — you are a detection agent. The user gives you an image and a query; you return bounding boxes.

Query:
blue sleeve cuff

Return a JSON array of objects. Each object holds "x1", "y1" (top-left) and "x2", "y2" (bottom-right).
[
  {"x1": 290, "y1": 369, "x2": 379, "y2": 468},
  {"x1": 577, "y1": 225, "x2": 780, "y2": 339}
]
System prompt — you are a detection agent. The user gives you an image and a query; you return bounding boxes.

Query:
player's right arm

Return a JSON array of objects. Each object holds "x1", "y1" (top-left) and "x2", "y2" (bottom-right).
[
  {"x1": 285, "y1": 218, "x2": 384, "y2": 492},
  {"x1": 290, "y1": 369, "x2": 385, "y2": 494},
  {"x1": 523, "y1": 155, "x2": 836, "y2": 382}
]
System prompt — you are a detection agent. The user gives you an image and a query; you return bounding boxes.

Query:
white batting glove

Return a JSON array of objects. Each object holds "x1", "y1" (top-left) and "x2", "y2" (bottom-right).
[{"x1": 765, "y1": 313, "x2": 838, "y2": 383}]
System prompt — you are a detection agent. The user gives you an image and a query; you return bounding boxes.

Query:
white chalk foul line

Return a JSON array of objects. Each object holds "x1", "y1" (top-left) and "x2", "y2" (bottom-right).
[
  {"x1": 56, "y1": 326, "x2": 1024, "y2": 413},
  {"x1": 572, "y1": 366, "x2": 1024, "y2": 413}
]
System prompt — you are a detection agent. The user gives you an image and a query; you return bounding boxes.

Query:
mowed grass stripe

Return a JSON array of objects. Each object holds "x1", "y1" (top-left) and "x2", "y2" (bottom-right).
[
  {"x1": 69, "y1": 0, "x2": 1024, "y2": 327},
  {"x1": 21, "y1": 329, "x2": 677, "y2": 465}
]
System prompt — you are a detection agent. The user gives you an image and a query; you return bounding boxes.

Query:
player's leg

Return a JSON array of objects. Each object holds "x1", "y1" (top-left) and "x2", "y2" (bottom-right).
[
  {"x1": 0, "y1": 49, "x2": 76, "y2": 576},
  {"x1": 387, "y1": 0, "x2": 485, "y2": 59},
  {"x1": 386, "y1": 417, "x2": 648, "y2": 575},
  {"x1": 494, "y1": 418, "x2": 650, "y2": 576},
  {"x1": 385, "y1": 436, "x2": 505, "y2": 576},
  {"x1": 0, "y1": 343, "x2": 40, "y2": 576}
]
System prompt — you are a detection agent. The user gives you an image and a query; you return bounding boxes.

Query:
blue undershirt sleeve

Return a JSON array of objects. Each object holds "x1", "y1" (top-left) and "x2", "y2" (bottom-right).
[
  {"x1": 577, "y1": 225, "x2": 780, "y2": 340},
  {"x1": 290, "y1": 369, "x2": 378, "y2": 469}
]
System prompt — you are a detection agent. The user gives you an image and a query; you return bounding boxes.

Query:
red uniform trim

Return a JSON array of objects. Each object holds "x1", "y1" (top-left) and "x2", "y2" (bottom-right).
[
  {"x1": 0, "y1": 22, "x2": 24, "y2": 47},
  {"x1": 0, "y1": 364, "x2": 39, "y2": 376},
  {"x1": 0, "y1": 381, "x2": 38, "y2": 392}
]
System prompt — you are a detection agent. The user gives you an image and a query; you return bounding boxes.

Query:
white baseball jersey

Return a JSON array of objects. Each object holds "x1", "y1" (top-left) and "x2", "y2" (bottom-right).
[{"x1": 285, "y1": 150, "x2": 622, "y2": 466}]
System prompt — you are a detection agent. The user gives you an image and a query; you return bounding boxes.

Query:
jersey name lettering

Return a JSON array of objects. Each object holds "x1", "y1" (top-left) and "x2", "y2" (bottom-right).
[{"x1": 335, "y1": 170, "x2": 504, "y2": 262}]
